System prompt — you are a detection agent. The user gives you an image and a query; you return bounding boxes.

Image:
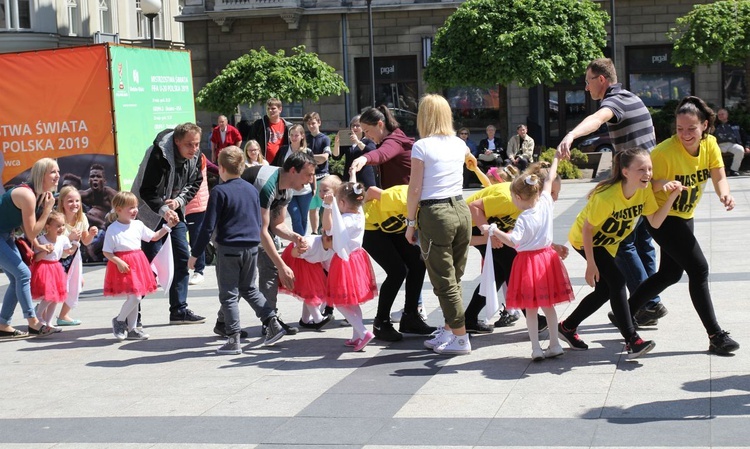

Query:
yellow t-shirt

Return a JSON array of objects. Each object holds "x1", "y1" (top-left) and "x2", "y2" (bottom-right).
[
  {"x1": 465, "y1": 182, "x2": 521, "y2": 231},
  {"x1": 364, "y1": 185, "x2": 408, "y2": 233},
  {"x1": 652, "y1": 134, "x2": 723, "y2": 219},
  {"x1": 569, "y1": 181, "x2": 658, "y2": 257}
]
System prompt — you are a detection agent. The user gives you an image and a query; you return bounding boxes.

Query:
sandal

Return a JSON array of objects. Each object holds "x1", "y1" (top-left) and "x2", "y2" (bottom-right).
[
  {"x1": 0, "y1": 329, "x2": 30, "y2": 340},
  {"x1": 28, "y1": 324, "x2": 54, "y2": 337}
]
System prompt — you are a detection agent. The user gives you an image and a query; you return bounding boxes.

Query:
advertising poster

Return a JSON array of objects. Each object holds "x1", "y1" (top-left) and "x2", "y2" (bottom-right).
[
  {"x1": 0, "y1": 45, "x2": 116, "y2": 189},
  {"x1": 109, "y1": 45, "x2": 195, "y2": 191}
]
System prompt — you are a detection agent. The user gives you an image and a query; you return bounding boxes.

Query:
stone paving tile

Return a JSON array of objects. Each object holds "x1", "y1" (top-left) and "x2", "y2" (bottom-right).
[
  {"x1": 367, "y1": 418, "x2": 492, "y2": 446},
  {"x1": 494, "y1": 393, "x2": 607, "y2": 419},
  {"x1": 477, "y1": 418, "x2": 599, "y2": 446},
  {"x1": 394, "y1": 393, "x2": 506, "y2": 418},
  {"x1": 264, "y1": 417, "x2": 386, "y2": 445}
]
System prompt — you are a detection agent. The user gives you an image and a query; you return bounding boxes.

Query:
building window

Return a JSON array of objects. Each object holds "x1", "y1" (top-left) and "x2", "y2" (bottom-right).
[
  {"x1": 66, "y1": 0, "x2": 81, "y2": 36},
  {"x1": 723, "y1": 64, "x2": 747, "y2": 110},
  {"x1": 1, "y1": 0, "x2": 31, "y2": 30},
  {"x1": 445, "y1": 86, "x2": 505, "y2": 133},
  {"x1": 355, "y1": 56, "x2": 420, "y2": 135},
  {"x1": 626, "y1": 45, "x2": 693, "y2": 108},
  {"x1": 99, "y1": 0, "x2": 113, "y2": 34}
]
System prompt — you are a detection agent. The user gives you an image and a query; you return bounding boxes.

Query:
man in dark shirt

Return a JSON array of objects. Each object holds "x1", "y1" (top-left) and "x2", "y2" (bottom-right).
[{"x1": 714, "y1": 108, "x2": 750, "y2": 176}]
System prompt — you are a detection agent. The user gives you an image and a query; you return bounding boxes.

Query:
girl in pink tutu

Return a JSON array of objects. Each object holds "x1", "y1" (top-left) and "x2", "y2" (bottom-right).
[
  {"x1": 322, "y1": 181, "x2": 378, "y2": 351},
  {"x1": 31, "y1": 212, "x2": 76, "y2": 330},
  {"x1": 482, "y1": 150, "x2": 574, "y2": 361},
  {"x1": 103, "y1": 192, "x2": 176, "y2": 341},
  {"x1": 280, "y1": 233, "x2": 335, "y2": 330}
]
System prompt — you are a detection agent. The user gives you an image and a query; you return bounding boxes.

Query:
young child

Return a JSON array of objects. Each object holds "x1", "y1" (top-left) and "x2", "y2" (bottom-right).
[
  {"x1": 280, "y1": 233, "x2": 335, "y2": 330},
  {"x1": 56, "y1": 186, "x2": 98, "y2": 326},
  {"x1": 562, "y1": 147, "x2": 683, "y2": 359},
  {"x1": 322, "y1": 181, "x2": 378, "y2": 351},
  {"x1": 31, "y1": 212, "x2": 76, "y2": 330},
  {"x1": 305, "y1": 112, "x2": 332, "y2": 234},
  {"x1": 482, "y1": 150, "x2": 574, "y2": 361},
  {"x1": 189, "y1": 145, "x2": 287, "y2": 353},
  {"x1": 103, "y1": 192, "x2": 176, "y2": 341},
  {"x1": 244, "y1": 140, "x2": 267, "y2": 167}
]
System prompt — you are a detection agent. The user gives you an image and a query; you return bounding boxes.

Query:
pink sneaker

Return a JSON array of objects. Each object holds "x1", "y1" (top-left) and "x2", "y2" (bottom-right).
[
  {"x1": 354, "y1": 331, "x2": 375, "y2": 351},
  {"x1": 344, "y1": 338, "x2": 359, "y2": 347}
]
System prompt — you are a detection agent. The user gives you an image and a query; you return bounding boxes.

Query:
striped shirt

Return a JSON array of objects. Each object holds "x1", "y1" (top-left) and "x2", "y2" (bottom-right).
[{"x1": 601, "y1": 84, "x2": 656, "y2": 152}]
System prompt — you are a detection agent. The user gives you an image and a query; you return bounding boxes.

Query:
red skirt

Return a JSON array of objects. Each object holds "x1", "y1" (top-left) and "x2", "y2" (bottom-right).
[
  {"x1": 104, "y1": 250, "x2": 158, "y2": 297},
  {"x1": 506, "y1": 246, "x2": 574, "y2": 309},
  {"x1": 279, "y1": 244, "x2": 328, "y2": 306},
  {"x1": 31, "y1": 260, "x2": 67, "y2": 303},
  {"x1": 326, "y1": 248, "x2": 377, "y2": 306}
]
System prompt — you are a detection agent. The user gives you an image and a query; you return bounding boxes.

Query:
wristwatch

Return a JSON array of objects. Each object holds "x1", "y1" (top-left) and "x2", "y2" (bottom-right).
[{"x1": 405, "y1": 218, "x2": 416, "y2": 227}]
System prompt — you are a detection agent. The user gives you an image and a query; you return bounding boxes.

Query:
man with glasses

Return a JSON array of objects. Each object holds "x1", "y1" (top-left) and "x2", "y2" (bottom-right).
[
  {"x1": 557, "y1": 58, "x2": 666, "y2": 327},
  {"x1": 459, "y1": 127, "x2": 480, "y2": 188}
]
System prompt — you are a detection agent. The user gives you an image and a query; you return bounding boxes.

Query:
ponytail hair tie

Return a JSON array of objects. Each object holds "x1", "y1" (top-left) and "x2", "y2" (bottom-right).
[
  {"x1": 353, "y1": 183, "x2": 364, "y2": 195},
  {"x1": 524, "y1": 176, "x2": 538, "y2": 186}
]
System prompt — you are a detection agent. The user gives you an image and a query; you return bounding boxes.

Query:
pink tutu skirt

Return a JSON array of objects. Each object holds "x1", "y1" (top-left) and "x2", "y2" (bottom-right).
[
  {"x1": 104, "y1": 250, "x2": 158, "y2": 297},
  {"x1": 506, "y1": 246, "x2": 574, "y2": 309},
  {"x1": 279, "y1": 244, "x2": 328, "y2": 306},
  {"x1": 31, "y1": 260, "x2": 67, "y2": 303},
  {"x1": 326, "y1": 248, "x2": 377, "y2": 306}
]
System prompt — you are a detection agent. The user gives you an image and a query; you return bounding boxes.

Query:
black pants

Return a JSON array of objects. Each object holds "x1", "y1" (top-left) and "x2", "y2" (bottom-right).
[
  {"x1": 563, "y1": 247, "x2": 636, "y2": 340},
  {"x1": 464, "y1": 240, "x2": 517, "y2": 323},
  {"x1": 628, "y1": 216, "x2": 720, "y2": 336},
  {"x1": 363, "y1": 230, "x2": 425, "y2": 321}
]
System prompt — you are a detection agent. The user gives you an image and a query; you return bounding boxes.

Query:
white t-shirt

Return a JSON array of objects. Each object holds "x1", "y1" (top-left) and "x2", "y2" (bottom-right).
[
  {"x1": 297, "y1": 234, "x2": 334, "y2": 270},
  {"x1": 411, "y1": 135, "x2": 465, "y2": 200},
  {"x1": 103, "y1": 220, "x2": 156, "y2": 253},
  {"x1": 508, "y1": 191, "x2": 554, "y2": 252},
  {"x1": 35, "y1": 234, "x2": 72, "y2": 262}
]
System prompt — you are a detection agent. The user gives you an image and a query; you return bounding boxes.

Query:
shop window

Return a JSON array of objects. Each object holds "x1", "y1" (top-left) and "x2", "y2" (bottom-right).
[
  {"x1": 723, "y1": 64, "x2": 747, "y2": 110},
  {"x1": 626, "y1": 46, "x2": 693, "y2": 108},
  {"x1": 445, "y1": 86, "x2": 504, "y2": 132}
]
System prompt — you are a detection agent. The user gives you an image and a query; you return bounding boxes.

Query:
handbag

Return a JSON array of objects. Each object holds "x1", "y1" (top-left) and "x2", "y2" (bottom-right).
[{"x1": 14, "y1": 236, "x2": 34, "y2": 266}]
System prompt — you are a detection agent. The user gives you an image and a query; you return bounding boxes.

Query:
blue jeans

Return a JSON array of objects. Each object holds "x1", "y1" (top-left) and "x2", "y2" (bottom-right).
[
  {"x1": 615, "y1": 218, "x2": 660, "y2": 308},
  {"x1": 186, "y1": 211, "x2": 206, "y2": 274},
  {"x1": 0, "y1": 233, "x2": 36, "y2": 325},
  {"x1": 287, "y1": 192, "x2": 313, "y2": 236},
  {"x1": 142, "y1": 221, "x2": 190, "y2": 314}
]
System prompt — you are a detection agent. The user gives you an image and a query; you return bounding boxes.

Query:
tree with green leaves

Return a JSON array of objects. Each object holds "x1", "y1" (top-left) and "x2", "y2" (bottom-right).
[
  {"x1": 424, "y1": 0, "x2": 609, "y2": 90},
  {"x1": 669, "y1": 0, "x2": 750, "y2": 110},
  {"x1": 196, "y1": 45, "x2": 349, "y2": 114}
]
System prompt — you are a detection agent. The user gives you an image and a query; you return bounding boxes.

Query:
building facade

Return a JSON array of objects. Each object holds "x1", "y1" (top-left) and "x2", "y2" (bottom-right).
[{"x1": 0, "y1": 0, "x2": 185, "y2": 52}]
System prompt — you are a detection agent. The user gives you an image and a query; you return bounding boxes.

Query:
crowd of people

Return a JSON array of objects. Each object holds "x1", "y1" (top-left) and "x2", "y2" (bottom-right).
[{"x1": 0, "y1": 58, "x2": 741, "y2": 361}]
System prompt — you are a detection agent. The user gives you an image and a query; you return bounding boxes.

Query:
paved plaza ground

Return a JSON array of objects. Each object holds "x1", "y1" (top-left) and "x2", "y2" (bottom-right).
[{"x1": 2, "y1": 176, "x2": 750, "y2": 448}]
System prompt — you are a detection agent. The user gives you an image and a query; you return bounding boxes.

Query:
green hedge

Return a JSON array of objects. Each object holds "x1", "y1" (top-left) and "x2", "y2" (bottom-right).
[{"x1": 538, "y1": 147, "x2": 587, "y2": 179}]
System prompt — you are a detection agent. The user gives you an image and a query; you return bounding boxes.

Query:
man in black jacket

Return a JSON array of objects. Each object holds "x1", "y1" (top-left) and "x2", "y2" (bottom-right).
[{"x1": 132, "y1": 123, "x2": 206, "y2": 325}]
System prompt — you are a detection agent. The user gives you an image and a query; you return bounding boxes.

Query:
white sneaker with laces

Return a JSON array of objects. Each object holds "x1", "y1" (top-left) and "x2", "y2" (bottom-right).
[
  {"x1": 543, "y1": 345, "x2": 564, "y2": 358},
  {"x1": 424, "y1": 327, "x2": 453, "y2": 349},
  {"x1": 434, "y1": 334, "x2": 471, "y2": 355},
  {"x1": 189, "y1": 272, "x2": 204, "y2": 285}
]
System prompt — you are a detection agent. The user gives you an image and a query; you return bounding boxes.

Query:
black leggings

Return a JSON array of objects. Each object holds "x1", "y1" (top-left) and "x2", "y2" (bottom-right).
[
  {"x1": 563, "y1": 247, "x2": 636, "y2": 340},
  {"x1": 628, "y1": 216, "x2": 720, "y2": 336},
  {"x1": 464, "y1": 243, "x2": 516, "y2": 323},
  {"x1": 363, "y1": 230, "x2": 426, "y2": 321}
]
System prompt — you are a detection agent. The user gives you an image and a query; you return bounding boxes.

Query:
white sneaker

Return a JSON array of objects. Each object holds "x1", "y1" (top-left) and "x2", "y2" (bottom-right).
[
  {"x1": 543, "y1": 345, "x2": 564, "y2": 358},
  {"x1": 424, "y1": 327, "x2": 453, "y2": 349},
  {"x1": 531, "y1": 348, "x2": 545, "y2": 361},
  {"x1": 434, "y1": 334, "x2": 471, "y2": 355},
  {"x1": 189, "y1": 272, "x2": 204, "y2": 285},
  {"x1": 390, "y1": 308, "x2": 404, "y2": 323}
]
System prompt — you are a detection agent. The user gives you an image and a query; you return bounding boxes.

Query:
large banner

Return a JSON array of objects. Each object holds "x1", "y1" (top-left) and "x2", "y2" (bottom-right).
[
  {"x1": 0, "y1": 45, "x2": 115, "y2": 187},
  {"x1": 110, "y1": 46, "x2": 195, "y2": 191}
]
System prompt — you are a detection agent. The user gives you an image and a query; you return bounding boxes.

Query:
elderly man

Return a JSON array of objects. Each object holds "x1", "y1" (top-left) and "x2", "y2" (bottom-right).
[
  {"x1": 714, "y1": 108, "x2": 750, "y2": 176},
  {"x1": 210, "y1": 115, "x2": 243, "y2": 163},
  {"x1": 506, "y1": 124, "x2": 535, "y2": 171}
]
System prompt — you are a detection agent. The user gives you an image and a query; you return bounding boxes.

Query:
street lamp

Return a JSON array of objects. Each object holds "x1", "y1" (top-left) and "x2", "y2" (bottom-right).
[
  {"x1": 141, "y1": 0, "x2": 162, "y2": 49},
  {"x1": 366, "y1": 0, "x2": 375, "y2": 107}
]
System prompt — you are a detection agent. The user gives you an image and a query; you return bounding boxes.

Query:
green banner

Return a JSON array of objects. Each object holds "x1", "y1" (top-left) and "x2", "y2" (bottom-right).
[{"x1": 110, "y1": 45, "x2": 195, "y2": 191}]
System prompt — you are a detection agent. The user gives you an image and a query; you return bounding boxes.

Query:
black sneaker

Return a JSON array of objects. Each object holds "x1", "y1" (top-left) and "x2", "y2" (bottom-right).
[
  {"x1": 213, "y1": 321, "x2": 249, "y2": 339},
  {"x1": 709, "y1": 330, "x2": 740, "y2": 355},
  {"x1": 169, "y1": 309, "x2": 206, "y2": 325},
  {"x1": 298, "y1": 319, "x2": 318, "y2": 330},
  {"x1": 399, "y1": 312, "x2": 437, "y2": 335},
  {"x1": 626, "y1": 336, "x2": 655, "y2": 359},
  {"x1": 276, "y1": 317, "x2": 298, "y2": 335},
  {"x1": 558, "y1": 322, "x2": 589, "y2": 350},
  {"x1": 263, "y1": 317, "x2": 286, "y2": 346},
  {"x1": 373, "y1": 317, "x2": 403, "y2": 342},
  {"x1": 299, "y1": 314, "x2": 335, "y2": 331},
  {"x1": 634, "y1": 302, "x2": 668, "y2": 326},
  {"x1": 607, "y1": 311, "x2": 642, "y2": 329},
  {"x1": 465, "y1": 320, "x2": 494, "y2": 334},
  {"x1": 538, "y1": 315, "x2": 548, "y2": 334},
  {"x1": 493, "y1": 310, "x2": 518, "y2": 327}
]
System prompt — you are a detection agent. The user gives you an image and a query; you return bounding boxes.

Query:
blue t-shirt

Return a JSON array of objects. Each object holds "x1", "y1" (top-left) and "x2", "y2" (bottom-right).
[{"x1": 307, "y1": 132, "x2": 332, "y2": 177}]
